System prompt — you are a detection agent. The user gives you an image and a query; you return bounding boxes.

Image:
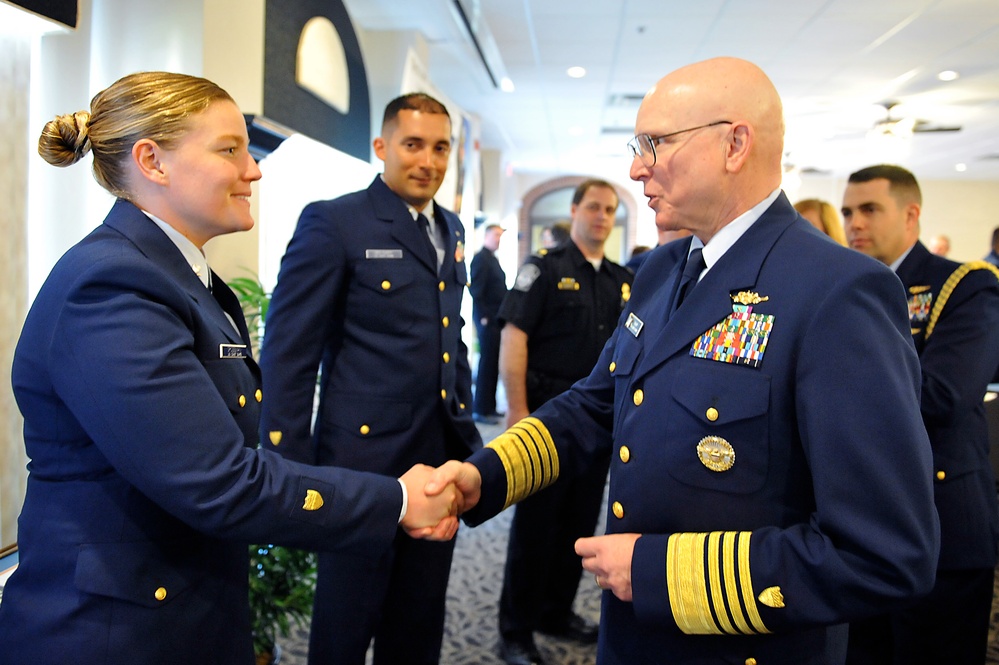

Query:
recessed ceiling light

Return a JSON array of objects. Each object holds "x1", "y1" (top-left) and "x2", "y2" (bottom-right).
[
  {"x1": 955, "y1": 163, "x2": 967, "y2": 172},
  {"x1": 500, "y1": 77, "x2": 515, "y2": 93},
  {"x1": 938, "y1": 70, "x2": 960, "y2": 81},
  {"x1": 567, "y1": 66, "x2": 587, "y2": 79}
]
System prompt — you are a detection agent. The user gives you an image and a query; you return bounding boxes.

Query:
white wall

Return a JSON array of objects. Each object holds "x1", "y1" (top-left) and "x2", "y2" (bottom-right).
[{"x1": 792, "y1": 176, "x2": 999, "y2": 263}]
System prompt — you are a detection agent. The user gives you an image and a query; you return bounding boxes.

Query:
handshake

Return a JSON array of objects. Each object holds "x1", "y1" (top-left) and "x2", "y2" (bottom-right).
[{"x1": 396, "y1": 461, "x2": 482, "y2": 541}]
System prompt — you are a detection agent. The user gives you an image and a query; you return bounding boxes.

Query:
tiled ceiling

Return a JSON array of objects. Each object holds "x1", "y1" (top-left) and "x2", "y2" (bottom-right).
[{"x1": 342, "y1": 0, "x2": 999, "y2": 180}]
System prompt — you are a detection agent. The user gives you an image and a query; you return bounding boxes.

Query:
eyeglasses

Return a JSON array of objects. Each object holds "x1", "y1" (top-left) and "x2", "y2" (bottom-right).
[{"x1": 627, "y1": 121, "x2": 733, "y2": 168}]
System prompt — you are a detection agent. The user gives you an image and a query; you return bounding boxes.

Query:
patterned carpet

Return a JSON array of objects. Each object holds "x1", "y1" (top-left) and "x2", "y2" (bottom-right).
[
  {"x1": 272, "y1": 418, "x2": 600, "y2": 665},
  {"x1": 273, "y1": 418, "x2": 999, "y2": 664}
]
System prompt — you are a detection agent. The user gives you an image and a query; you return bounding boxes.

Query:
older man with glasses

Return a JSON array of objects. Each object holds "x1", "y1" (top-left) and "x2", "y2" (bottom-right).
[{"x1": 427, "y1": 56, "x2": 939, "y2": 665}]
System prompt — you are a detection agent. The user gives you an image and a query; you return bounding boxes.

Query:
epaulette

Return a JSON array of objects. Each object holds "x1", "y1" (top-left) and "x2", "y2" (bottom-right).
[{"x1": 925, "y1": 260, "x2": 999, "y2": 340}]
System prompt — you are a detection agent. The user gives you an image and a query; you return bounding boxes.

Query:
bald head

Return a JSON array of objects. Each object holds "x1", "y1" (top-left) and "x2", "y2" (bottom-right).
[{"x1": 631, "y1": 57, "x2": 786, "y2": 242}]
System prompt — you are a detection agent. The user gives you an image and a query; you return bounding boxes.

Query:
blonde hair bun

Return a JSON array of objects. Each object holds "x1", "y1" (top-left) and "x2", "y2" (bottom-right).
[{"x1": 38, "y1": 111, "x2": 92, "y2": 167}]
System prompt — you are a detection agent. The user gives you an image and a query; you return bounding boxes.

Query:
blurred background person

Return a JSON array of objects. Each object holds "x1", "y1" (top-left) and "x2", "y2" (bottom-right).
[
  {"x1": 793, "y1": 197, "x2": 847, "y2": 245},
  {"x1": 985, "y1": 227, "x2": 999, "y2": 266},
  {"x1": 625, "y1": 228, "x2": 692, "y2": 273},
  {"x1": 470, "y1": 223, "x2": 508, "y2": 424},
  {"x1": 927, "y1": 233, "x2": 951, "y2": 257},
  {"x1": 540, "y1": 221, "x2": 571, "y2": 249}
]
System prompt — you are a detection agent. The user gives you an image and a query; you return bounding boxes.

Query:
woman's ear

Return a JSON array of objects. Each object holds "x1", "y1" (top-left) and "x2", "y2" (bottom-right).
[{"x1": 132, "y1": 139, "x2": 168, "y2": 185}]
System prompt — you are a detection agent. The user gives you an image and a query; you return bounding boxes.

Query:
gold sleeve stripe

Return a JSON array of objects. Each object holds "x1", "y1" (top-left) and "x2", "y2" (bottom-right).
[
  {"x1": 485, "y1": 417, "x2": 559, "y2": 509},
  {"x1": 926, "y1": 261, "x2": 999, "y2": 340},
  {"x1": 738, "y1": 532, "x2": 769, "y2": 634},
  {"x1": 667, "y1": 531, "x2": 771, "y2": 636},
  {"x1": 707, "y1": 532, "x2": 736, "y2": 634}
]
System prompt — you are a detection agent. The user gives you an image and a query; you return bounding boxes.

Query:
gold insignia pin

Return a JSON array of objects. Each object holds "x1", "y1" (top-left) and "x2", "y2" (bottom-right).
[
  {"x1": 558, "y1": 277, "x2": 580, "y2": 291},
  {"x1": 455, "y1": 241, "x2": 465, "y2": 263},
  {"x1": 303, "y1": 489, "x2": 324, "y2": 511},
  {"x1": 269, "y1": 431, "x2": 282, "y2": 446},
  {"x1": 731, "y1": 291, "x2": 770, "y2": 306},
  {"x1": 909, "y1": 285, "x2": 931, "y2": 294},
  {"x1": 758, "y1": 586, "x2": 785, "y2": 608},
  {"x1": 621, "y1": 283, "x2": 631, "y2": 302},
  {"x1": 696, "y1": 436, "x2": 735, "y2": 472}
]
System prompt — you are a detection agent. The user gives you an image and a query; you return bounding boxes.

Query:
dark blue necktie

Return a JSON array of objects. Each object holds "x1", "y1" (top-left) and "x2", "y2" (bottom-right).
[
  {"x1": 675, "y1": 247, "x2": 706, "y2": 310},
  {"x1": 417, "y1": 213, "x2": 438, "y2": 266}
]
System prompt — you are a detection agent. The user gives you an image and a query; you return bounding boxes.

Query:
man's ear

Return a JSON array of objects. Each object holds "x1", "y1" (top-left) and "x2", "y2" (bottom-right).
[
  {"x1": 372, "y1": 136, "x2": 386, "y2": 162},
  {"x1": 131, "y1": 139, "x2": 168, "y2": 185},
  {"x1": 904, "y1": 201, "x2": 922, "y2": 230},
  {"x1": 725, "y1": 123, "x2": 753, "y2": 173}
]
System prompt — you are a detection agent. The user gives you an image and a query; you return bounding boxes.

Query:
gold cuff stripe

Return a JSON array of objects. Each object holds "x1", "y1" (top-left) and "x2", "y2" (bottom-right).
[
  {"x1": 666, "y1": 531, "x2": 771, "y2": 636},
  {"x1": 738, "y1": 532, "x2": 769, "y2": 634},
  {"x1": 485, "y1": 417, "x2": 559, "y2": 509},
  {"x1": 667, "y1": 533, "x2": 719, "y2": 634},
  {"x1": 707, "y1": 532, "x2": 736, "y2": 634},
  {"x1": 926, "y1": 261, "x2": 999, "y2": 340}
]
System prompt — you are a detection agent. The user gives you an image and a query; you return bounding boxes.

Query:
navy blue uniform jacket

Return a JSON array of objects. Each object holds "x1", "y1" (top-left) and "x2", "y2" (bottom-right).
[
  {"x1": 897, "y1": 241, "x2": 999, "y2": 570},
  {"x1": 464, "y1": 194, "x2": 940, "y2": 665},
  {"x1": 260, "y1": 176, "x2": 481, "y2": 472},
  {"x1": 0, "y1": 200, "x2": 402, "y2": 665}
]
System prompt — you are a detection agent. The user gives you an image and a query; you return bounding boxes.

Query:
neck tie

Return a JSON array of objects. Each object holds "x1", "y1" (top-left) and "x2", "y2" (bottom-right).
[
  {"x1": 417, "y1": 213, "x2": 439, "y2": 267},
  {"x1": 675, "y1": 247, "x2": 706, "y2": 310}
]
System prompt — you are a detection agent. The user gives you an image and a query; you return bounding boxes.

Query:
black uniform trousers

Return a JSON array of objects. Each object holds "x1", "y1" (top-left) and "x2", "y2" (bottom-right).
[
  {"x1": 498, "y1": 374, "x2": 610, "y2": 639},
  {"x1": 473, "y1": 317, "x2": 502, "y2": 416}
]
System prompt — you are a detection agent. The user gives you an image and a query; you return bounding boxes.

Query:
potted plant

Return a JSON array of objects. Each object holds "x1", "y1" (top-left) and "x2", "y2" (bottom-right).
[{"x1": 230, "y1": 273, "x2": 318, "y2": 665}]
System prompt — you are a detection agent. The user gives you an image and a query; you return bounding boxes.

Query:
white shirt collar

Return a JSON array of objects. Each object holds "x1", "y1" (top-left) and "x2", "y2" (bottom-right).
[{"x1": 143, "y1": 211, "x2": 212, "y2": 290}]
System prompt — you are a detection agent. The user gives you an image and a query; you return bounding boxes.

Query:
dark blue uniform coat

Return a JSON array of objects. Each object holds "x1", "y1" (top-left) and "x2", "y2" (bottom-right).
[
  {"x1": 0, "y1": 200, "x2": 402, "y2": 665},
  {"x1": 897, "y1": 241, "x2": 999, "y2": 571},
  {"x1": 259, "y1": 176, "x2": 481, "y2": 663},
  {"x1": 465, "y1": 194, "x2": 939, "y2": 665}
]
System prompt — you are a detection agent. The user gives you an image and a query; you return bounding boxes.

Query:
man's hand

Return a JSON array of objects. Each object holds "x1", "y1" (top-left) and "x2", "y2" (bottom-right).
[
  {"x1": 399, "y1": 464, "x2": 460, "y2": 540},
  {"x1": 576, "y1": 533, "x2": 641, "y2": 602},
  {"x1": 425, "y1": 460, "x2": 482, "y2": 514}
]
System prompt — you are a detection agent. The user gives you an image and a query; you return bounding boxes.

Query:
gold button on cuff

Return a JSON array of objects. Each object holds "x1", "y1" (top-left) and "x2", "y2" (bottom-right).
[
  {"x1": 612, "y1": 501, "x2": 624, "y2": 519},
  {"x1": 706, "y1": 407, "x2": 719, "y2": 422},
  {"x1": 438, "y1": 281, "x2": 446, "y2": 292},
  {"x1": 442, "y1": 316, "x2": 450, "y2": 328},
  {"x1": 936, "y1": 470, "x2": 946, "y2": 481},
  {"x1": 238, "y1": 395, "x2": 246, "y2": 408},
  {"x1": 443, "y1": 352, "x2": 450, "y2": 363},
  {"x1": 255, "y1": 389, "x2": 262, "y2": 402},
  {"x1": 154, "y1": 587, "x2": 167, "y2": 601},
  {"x1": 359, "y1": 425, "x2": 370, "y2": 435},
  {"x1": 381, "y1": 280, "x2": 391, "y2": 290},
  {"x1": 746, "y1": 659, "x2": 758, "y2": 665},
  {"x1": 633, "y1": 389, "x2": 644, "y2": 406},
  {"x1": 441, "y1": 389, "x2": 447, "y2": 400},
  {"x1": 609, "y1": 361, "x2": 617, "y2": 373},
  {"x1": 459, "y1": 402, "x2": 466, "y2": 410},
  {"x1": 619, "y1": 446, "x2": 631, "y2": 463}
]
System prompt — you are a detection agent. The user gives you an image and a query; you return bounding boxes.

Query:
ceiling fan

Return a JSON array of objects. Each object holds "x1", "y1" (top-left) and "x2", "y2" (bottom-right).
[{"x1": 869, "y1": 101, "x2": 962, "y2": 139}]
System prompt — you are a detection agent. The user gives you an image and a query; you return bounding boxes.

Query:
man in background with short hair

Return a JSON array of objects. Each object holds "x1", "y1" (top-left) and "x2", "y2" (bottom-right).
[{"x1": 842, "y1": 163, "x2": 999, "y2": 665}]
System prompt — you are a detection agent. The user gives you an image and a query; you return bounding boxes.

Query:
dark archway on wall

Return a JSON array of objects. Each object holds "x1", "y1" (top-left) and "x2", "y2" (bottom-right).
[
  {"x1": 264, "y1": 0, "x2": 370, "y2": 161},
  {"x1": 517, "y1": 176, "x2": 637, "y2": 266}
]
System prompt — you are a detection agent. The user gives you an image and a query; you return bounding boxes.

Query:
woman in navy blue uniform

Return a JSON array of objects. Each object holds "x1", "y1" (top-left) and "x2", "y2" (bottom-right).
[{"x1": 0, "y1": 72, "x2": 457, "y2": 665}]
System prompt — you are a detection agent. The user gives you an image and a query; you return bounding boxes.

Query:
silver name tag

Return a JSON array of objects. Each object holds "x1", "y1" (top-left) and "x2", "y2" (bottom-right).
[
  {"x1": 625, "y1": 312, "x2": 644, "y2": 337},
  {"x1": 219, "y1": 344, "x2": 249, "y2": 359},
  {"x1": 365, "y1": 249, "x2": 403, "y2": 259}
]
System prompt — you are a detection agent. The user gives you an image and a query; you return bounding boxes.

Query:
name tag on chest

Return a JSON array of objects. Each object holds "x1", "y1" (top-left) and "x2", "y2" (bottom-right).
[{"x1": 219, "y1": 343, "x2": 249, "y2": 359}]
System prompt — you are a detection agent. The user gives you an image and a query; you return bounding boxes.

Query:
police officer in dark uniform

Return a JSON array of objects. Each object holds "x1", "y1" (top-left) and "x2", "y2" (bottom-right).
[{"x1": 496, "y1": 178, "x2": 633, "y2": 665}]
